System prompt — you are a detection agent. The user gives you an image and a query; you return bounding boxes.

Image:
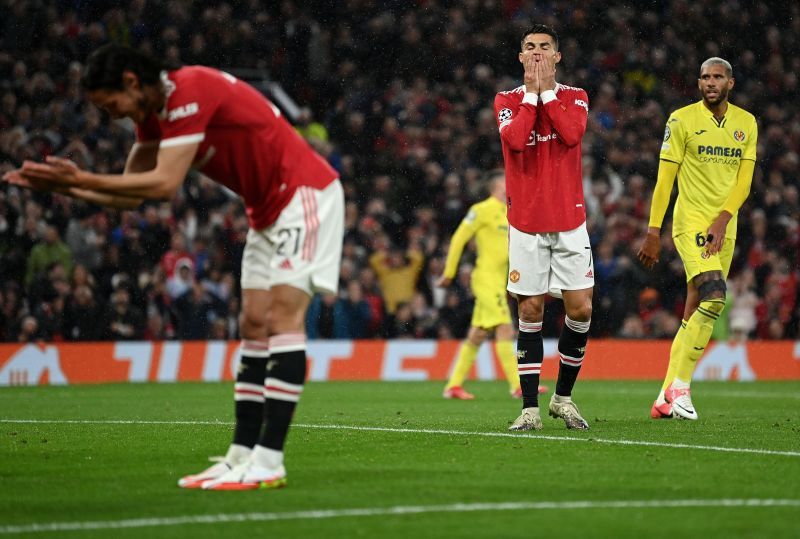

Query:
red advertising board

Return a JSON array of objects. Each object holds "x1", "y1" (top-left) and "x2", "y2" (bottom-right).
[{"x1": 1, "y1": 339, "x2": 798, "y2": 386}]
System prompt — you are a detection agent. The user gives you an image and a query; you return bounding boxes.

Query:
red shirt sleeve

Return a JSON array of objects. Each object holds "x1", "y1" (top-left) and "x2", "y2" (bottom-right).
[
  {"x1": 540, "y1": 89, "x2": 589, "y2": 148},
  {"x1": 495, "y1": 91, "x2": 537, "y2": 152},
  {"x1": 158, "y1": 70, "x2": 223, "y2": 148}
]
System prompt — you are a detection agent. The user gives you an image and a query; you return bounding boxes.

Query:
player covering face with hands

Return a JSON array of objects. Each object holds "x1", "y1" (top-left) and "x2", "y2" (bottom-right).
[
  {"x1": 637, "y1": 57, "x2": 757, "y2": 420},
  {"x1": 5, "y1": 44, "x2": 344, "y2": 490},
  {"x1": 494, "y1": 25, "x2": 594, "y2": 432}
]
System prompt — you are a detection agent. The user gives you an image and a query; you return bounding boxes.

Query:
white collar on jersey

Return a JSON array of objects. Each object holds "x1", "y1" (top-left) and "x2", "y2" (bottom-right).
[{"x1": 157, "y1": 70, "x2": 177, "y2": 120}]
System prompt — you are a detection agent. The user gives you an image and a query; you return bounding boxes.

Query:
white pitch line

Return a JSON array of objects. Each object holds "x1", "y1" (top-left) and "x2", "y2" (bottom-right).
[
  {"x1": 704, "y1": 390, "x2": 800, "y2": 400},
  {"x1": 1, "y1": 499, "x2": 798, "y2": 534},
  {"x1": 604, "y1": 388, "x2": 800, "y2": 400},
  {"x1": 294, "y1": 423, "x2": 800, "y2": 457},
  {"x1": 2, "y1": 419, "x2": 800, "y2": 458}
]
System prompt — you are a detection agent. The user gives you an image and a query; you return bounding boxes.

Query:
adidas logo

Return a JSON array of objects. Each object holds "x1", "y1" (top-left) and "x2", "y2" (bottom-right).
[
  {"x1": 279, "y1": 259, "x2": 293, "y2": 270},
  {"x1": 585, "y1": 269, "x2": 594, "y2": 278}
]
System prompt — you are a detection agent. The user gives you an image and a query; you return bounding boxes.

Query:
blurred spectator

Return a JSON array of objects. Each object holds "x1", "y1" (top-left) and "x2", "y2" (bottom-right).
[
  {"x1": 63, "y1": 284, "x2": 103, "y2": 341},
  {"x1": 172, "y1": 282, "x2": 226, "y2": 340},
  {"x1": 143, "y1": 310, "x2": 169, "y2": 341},
  {"x1": 333, "y1": 281, "x2": 372, "y2": 339},
  {"x1": 16, "y1": 315, "x2": 44, "y2": 342},
  {"x1": 388, "y1": 302, "x2": 416, "y2": 339},
  {"x1": 295, "y1": 107, "x2": 329, "y2": 143},
  {"x1": 438, "y1": 289, "x2": 471, "y2": 339},
  {"x1": 161, "y1": 232, "x2": 194, "y2": 279},
  {"x1": 103, "y1": 288, "x2": 144, "y2": 340},
  {"x1": 167, "y1": 259, "x2": 195, "y2": 299},
  {"x1": 728, "y1": 270, "x2": 759, "y2": 338},
  {"x1": 65, "y1": 207, "x2": 103, "y2": 270},
  {"x1": 306, "y1": 293, "x2": 336, "y2": 339},
  {"x1": 369, "y1": 243, "x2": 425, "y2": 315},
  {"x1": 359, "y1": 267, "x2": 386, "y2": 337},
  {"x1": 25, "y1": 225, "x2": 72, "y2": 287},
  {"x1": 618, "y1": 315, "x2": 646, "y2": 339}
]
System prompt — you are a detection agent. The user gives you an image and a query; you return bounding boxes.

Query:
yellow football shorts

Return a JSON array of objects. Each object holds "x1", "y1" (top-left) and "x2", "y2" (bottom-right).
[
  {"x1": 471, "y1": 284, "x2": 512, "y2": 329},
  {"x1": 673, "y1": 231, "x2": 735, "y2": 282}
]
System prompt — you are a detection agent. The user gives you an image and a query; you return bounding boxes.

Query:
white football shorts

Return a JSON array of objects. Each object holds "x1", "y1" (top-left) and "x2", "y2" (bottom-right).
[
  {"x1": 507, "y1": 222, "x2": 594, "y2": 298},
  {"x1": 241, "y1": 180, "x2": 344, "y2": 295}
]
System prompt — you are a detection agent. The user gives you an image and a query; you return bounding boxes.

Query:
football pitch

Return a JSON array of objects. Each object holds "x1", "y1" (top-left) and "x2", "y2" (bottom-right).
[{"x1": 2, "y1": 380, "x2": 799, "y2": 538}]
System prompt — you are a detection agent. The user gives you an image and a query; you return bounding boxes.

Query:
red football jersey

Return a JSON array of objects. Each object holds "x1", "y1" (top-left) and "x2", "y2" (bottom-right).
[
  {"x1": 136, "y1": 66, "x2": 338, "y2": 230},
  {"x1": 494, "y1": 84, "x2": 589, "y2": 233}
]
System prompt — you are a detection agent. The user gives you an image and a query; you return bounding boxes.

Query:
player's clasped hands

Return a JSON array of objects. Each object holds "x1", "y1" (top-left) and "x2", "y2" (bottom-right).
[
  {"x1": 22, "y1": 156, "x2": 82, "y2": 186},
  {"x1": 2, "y1": 156, "x2": 82, "y2": 193}
]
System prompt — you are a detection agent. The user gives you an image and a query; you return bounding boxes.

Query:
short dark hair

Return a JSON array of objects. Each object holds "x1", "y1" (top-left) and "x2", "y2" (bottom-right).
[
  {"x1": 520, "y1": 24, "x2": 559, "y2": 51},
  {"x1": 81, "y1": 44, "x2": 165, "y2": 91},
  {"x1": 700, "y1": 57, "x2": 733, "y2": 78}
]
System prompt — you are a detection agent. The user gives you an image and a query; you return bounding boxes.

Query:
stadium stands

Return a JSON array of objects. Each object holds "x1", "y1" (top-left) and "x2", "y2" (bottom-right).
[{"x1": 0, "y1": 0, "x2": 797, "y2": 342}]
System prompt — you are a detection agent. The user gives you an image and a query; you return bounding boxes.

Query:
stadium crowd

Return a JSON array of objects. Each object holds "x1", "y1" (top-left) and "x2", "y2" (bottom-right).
[{"x1": 0, "y1": 0, "x2": 798, "y2": 343}]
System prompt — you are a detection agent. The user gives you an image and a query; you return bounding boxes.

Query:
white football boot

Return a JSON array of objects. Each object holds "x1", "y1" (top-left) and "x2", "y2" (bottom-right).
[
  {"x1": 508, "y1": 407, "x2": 543, "y2": 431},
  {"x1": 548, "y1": 395, "x2": 590, "y2": 430}
]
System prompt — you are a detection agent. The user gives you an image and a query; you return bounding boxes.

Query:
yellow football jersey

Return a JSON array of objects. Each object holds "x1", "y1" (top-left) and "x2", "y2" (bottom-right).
[
  {"x1": 443, "y1": 196, "x2": 509, "y2": 290},
  {"x1": 660, "y1": 100, "x2": 757, "y2": 239}
]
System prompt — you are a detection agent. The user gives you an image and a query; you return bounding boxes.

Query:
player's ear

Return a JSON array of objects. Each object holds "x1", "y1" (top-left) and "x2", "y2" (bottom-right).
[
  {"x1": 518, "y1": 51, "x2": 524, "y2": 64},
  {"x1": 554, "y1": 51, "x2": 562, "y2": 64},
  {"x1": 728, "y1": 77, "x2": 735, "y2": 89},
  {"x1": 121, "y1": 71, "x2": 140, "y2": 91}
]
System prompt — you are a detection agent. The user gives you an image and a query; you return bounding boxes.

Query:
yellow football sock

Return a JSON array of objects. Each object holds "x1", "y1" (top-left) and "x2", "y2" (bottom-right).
[
  {"x1": 445, "y1": 341, "x2": 479, "y2": 389},
  {"x1": 660, "y1": 320, "x2": 687, "y2": 392},
  {"x1": 676, "y1": 298, "x2": 726, "y2": 383},
  {"x1": 495, "y1": 339, "x2": 520, "y2": 392}
]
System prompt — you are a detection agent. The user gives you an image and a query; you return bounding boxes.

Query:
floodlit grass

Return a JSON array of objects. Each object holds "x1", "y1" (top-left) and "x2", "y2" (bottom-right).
[{"x1": 1, "y1": 380, "x2": 799, "y2": 538}]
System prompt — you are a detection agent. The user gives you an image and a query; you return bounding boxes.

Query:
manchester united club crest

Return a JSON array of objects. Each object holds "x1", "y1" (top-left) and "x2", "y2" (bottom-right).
[
  {"x1": 509, "y1": 270, "x2": 520, "y2": 283},
  {"x1": 733, "y1": 130, "x2": 745, "y2": 142}
]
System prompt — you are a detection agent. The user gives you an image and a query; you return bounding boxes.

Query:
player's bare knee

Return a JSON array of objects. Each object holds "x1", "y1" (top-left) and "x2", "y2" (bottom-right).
[
  {"x1": 239, "y1": 309, "x2": 268, "y2": 338},
  {"x1": 517, "y1": 297, "x2": 544, "y2": 322},
  {"x1": 265, "y1": 301, "x2": 306, "y2": 334},
  {"x1": 566, "y1": 302, "x2": 592, "y2": 323},
  {"x1": 495, "y1": 324, "x2": 515, "y2": 341},
  {"x1": 467, "y1": 327, "x2": 488, "y2": 346}
]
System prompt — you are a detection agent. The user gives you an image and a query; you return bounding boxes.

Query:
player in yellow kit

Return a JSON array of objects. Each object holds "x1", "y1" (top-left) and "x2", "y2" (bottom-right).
[
  {"x1": 438, "y1": 173, "x2": 546, "y2": 399},
  {"x1": 637, "y1": 57, "x2": 757, "y2": 420}
]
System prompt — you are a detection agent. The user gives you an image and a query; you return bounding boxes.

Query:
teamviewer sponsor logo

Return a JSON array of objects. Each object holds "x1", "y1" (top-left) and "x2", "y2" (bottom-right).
[{"x1": 168, "y1": 102, "x2": 199, "y2": 122}]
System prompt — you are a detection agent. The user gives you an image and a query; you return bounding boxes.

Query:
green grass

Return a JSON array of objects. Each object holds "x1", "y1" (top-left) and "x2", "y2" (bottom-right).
[{"x1": 1, "y1": 380, "x2": 799, "y2": 538}]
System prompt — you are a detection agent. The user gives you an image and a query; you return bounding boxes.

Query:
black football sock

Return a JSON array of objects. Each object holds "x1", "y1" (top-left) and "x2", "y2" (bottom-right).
[
  {"x1": 517, "y1": 320, "x2": 543, "y2": 408},
  {"x1": 257, "y1": 333, "x2": 307, "y2": 452},
  {"x1": 555, "y1": 316, "x2": 590, "y2": 397},
  {"x1": 233, "y1": 340, "x2": 270, "y2": 448}
]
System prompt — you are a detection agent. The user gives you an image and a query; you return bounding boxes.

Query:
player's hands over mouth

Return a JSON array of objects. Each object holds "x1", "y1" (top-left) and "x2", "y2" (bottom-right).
[
  {"x1": 538, "y1": 55, "x2": 557, "y2": 92},
  {"x1": 523, "y1": 53, "x2": 540, "y2": 94},
  {"x1": 636, "y1": 228, "x2": 661, "y2": 269},
  {"x1": 706, "y1": 211, "x2": 731, "y2": 255},
  {"x1": 20, "y1": 156, "x2": 84, "y2": 188}
]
